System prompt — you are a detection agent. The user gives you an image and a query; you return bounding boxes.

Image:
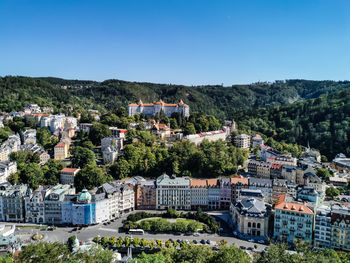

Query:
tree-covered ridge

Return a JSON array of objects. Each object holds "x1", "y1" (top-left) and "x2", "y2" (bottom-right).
[
  {"x1": 1, "y1": 76, "x2": 350, "y2": 118},
  {"x1": 74, "y1": 79, "x2": 350, "y2": 118},
  {"x1": 235, "y1": 89, "x2": 350, "y2": 159}
]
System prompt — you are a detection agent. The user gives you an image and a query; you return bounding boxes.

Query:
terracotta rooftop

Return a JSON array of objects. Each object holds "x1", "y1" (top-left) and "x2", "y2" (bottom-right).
[
  {"x1": 61, "y1": 168, "x2": 79, "y2": 174},
  {"x1": 190, "y1": 179, "x2": 207, "y2": 187},
  {"x1": 230, "y1": 175, "x2": 249, "y2": 185},
  {"x1": 55, "y1": 143, "x2": 66, "y2": 147},
  {"x1": 275, "y1": 194, "x2": 314, "y2": 215},
  {"x1": 206, "y1": 179, "x2": 219, "y2": 186}
]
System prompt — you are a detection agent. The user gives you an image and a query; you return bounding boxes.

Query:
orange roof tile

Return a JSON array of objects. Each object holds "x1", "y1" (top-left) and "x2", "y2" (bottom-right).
[
  {"x1": 206, "y1": 179, "x2": 219, "y2": 186},
  {"x1": 190, "y1": 179, "x2": 207, "y2": 187},
  {"x1": 61, "y1": 168, "x2": 79, "y2": 173},
  {"x1": 55, "y1": 143, "x2": 66, "y2": 147},
  {"x1": 230, "y1": 176, "x2": 249, "y2": 185},
  {"x1": 275, "y1": 199, "x2": 314, "y2": 215}
]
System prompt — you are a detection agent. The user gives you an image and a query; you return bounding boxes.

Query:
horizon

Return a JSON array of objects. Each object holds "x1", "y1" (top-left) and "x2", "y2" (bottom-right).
[
  {"x1": 2, "y1": 75, "x2": 350, "y2": 87},
  {"x1": 1, "y1": 0, "x2": 350, "y2": 85}
]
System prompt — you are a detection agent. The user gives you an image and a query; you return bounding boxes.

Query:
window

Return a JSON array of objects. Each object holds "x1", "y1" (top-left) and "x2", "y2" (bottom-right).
[
  {"x1": 257, "y1": 223, "x2": 261, "y2": 228},
  {"x1": 248, "y1": 222, "x2": 251, "y2": 227}
]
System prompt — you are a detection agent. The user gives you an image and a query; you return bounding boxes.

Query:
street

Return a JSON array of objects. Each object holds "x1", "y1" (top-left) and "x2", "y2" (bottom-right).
[{"x1": 13, "y1": 214, "x2": 267, "y2": 252}]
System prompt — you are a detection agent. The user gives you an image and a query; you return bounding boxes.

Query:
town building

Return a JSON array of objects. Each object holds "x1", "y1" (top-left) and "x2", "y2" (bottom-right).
[
  {"x1": 102, "y1": 146, "x2": 119, "y2": 164},
  {"x1": 207, "y1": 179, "x2": 220, "y2": 210},
  {"x1": 314, "y1": 205, "x2": 332, "y2": 248},
  {"x1": 150, "y1": 122, "x2": 171, "y2": 139},
  {"x1": 60, "y1": 168, "x2": 80, "y2": 185},
  {"x1": 156, "y1": 174, "x2": 191, "y2": 210},
  {"x1": 45, "y1": 184, "x2": 75, "y2": 225},
  {"x1": 184, "y1": 129, "x2": 229, "y2": 145},
  {"x1": 281, "y1": 165, "x2": 297, "y2": 182},
  {"x1": 252, "y1": 134, "x2": 264, "y2": 148},
  {"x1": 135, "y1": 180, "x2": 157, "y2": 210},
  {"x1": 190, "y1": 179, "x2": 208, "y2": 210},
  {"x1": 296, "y1": 185, "x2": 319, "y2": 206},
  {"x1": 238, "y1": 189, "x2": 264, "y2": 201},
  {"x1": 0, "y1": 162, "x2": 17, "y2": 184},
  {"x1": 249, "y1": 178, "x2": 272, "y2": 203},
  {"x1": 24, "y1": 186, "x2": 47, "y2": 223},
  {"x1": 1, "y1": 184, "x2": 29, "y2": 222},
  {"x1": 219, "y1": 178, "x2": 231, "y2": 209},
  {"x1": 21, "y1": 129, "x2": 36, "y2": 145},
  {"x1": 230, "y1": 198, "x2": 270, "y2": 239},
  {"x1": 274, "y1": 194, "x2": 314, "y2": 243},
  {"x1": 128, "y1": 99, "x2": 190, "y2": 117},
  {"x1": 234, "y1": 134, "x2": 250, "y2": 149},
  {"x1": 331, "y1": 153, "x2": 350, "y2": 171},
  {"x1": 230, "y1": 176, "x2": 249, "y2": 202},
  {"x1": 272, "y1": 179, "x2": 288, "y2": 205},
  {"x1": 328, "y1": 205, "x2": 350, "y2": 251},
  {"x1": 54, "y1": 142, "x2": 69, "y2": 160},
  {"x1": 270, "y1": 163, "x2": 283, "y2": 179}
]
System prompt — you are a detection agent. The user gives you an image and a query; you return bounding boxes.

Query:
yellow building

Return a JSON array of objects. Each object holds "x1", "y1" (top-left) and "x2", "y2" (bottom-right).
[{"x1": 54, "y1": 142, "x2": 69, "y2": 160}]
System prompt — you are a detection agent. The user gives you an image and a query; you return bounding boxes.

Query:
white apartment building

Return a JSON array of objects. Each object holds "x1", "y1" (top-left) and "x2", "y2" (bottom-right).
[
  {"x1": 0, "y1": 162, "x2": 17, "y2": 184},
  {"x1": 156, "y1": 173, "x2": 191, "y2": 210},
  {"x1": 234, "y1": 134, "x2": 250, "y2": 149}
]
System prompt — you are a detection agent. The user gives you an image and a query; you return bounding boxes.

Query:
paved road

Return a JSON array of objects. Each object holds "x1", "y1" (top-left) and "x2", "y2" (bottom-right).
[{"x1": 14, "y1": 215, "x2": 267, "y2": 252}]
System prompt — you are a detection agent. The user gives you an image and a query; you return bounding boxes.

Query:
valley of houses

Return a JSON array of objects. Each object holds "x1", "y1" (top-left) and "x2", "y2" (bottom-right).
[{"x1": 1, "y1": 103, "x2": 350, "y2": 252}]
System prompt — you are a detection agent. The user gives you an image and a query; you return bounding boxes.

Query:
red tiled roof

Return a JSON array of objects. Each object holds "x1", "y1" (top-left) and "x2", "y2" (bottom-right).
[
  {"x1": 206, "y1": 179, "x2": 219, "y2": 186},
  {"x1": 61, "y1": 168, "x2": 79, "y2": 173},
  {"x1": 271, "y1": 163, "x2": 283, "y2": 169},
  {"x1": 275, "y1": 194, "x2": 314, "y2": 215},
  {"x1": 230, "y1": 176, "x2": 249, "y2": 185},
  {"x1": 190, "y1": 179, "x2": 207, "y2": 187},
  {"x1": 55, "y1": 143, "x2": 66, "y2": 148}
]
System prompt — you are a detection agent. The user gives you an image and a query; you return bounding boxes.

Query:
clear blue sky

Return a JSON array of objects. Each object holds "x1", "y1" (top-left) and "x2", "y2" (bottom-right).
[{"x1": 1, "y1": 0, "x2": 349, "y2": 85}]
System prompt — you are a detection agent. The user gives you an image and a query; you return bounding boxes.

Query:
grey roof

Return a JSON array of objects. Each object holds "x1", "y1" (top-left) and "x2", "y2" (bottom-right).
[
  {"x1": 156, "y1": 173, "x2": 190, "y2": 186},
  {"x1": 234, "y1": 198, "x2": 269, "y2": 217},
  {"x1": 239, "y1": 189, "x2": 264, "y2": 198},
  {"x1": 249, "y1": 178, "x2": 272, "y2": 187}
]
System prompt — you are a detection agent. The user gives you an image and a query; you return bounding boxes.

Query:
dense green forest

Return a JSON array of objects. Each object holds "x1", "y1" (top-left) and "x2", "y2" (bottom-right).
[
  {"x1": 235, "y1": 89, "x2": 350, "y2": 159},
  {"x1": 1, "y1": 76, "x2": 350, "y2": 119}
]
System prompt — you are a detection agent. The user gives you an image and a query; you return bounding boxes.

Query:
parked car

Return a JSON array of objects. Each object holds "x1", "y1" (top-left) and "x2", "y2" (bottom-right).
[
  {"x1": 193, "y1": 240, "x2": 198, "y2": 244},
  {"x1": 193, "y1": 233, "x2": 200, "y2": 237},
  {"x1": 258, "y1": 240, "x2": 265, "y2": 244},
  {"x1": 248, "y1": 239, "x2": 254, "y2": 242},
  {"x1": 200, "y1": 239, "x2": 206, "y2": 244},
  {"x1": 240, "y1": 246, "x2": 247, "y2": 250},
  {"x1": 247, "y1": 247, "x2": 254, "y2": 251},
  {"x1": 206, "y1": 240, "x2": 210, "y2": 244}
]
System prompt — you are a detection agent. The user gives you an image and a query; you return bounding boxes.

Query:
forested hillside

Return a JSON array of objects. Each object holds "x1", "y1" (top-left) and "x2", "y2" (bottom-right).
[
  {"x1": 72, "y1": 79, "x2": 350, "y2": 118},
  {"x1": 235, "y1": 89, "x2": 350, "y2": 159},
  {"x1": 1, "y1": 76, "x2": 350, "y2": 119}
]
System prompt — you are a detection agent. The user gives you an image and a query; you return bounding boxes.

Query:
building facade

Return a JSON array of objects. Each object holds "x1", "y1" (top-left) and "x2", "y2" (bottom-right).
[
  {"x1": 156, "y1": 174, "x2": 191, "y2": 210},
  {"x1": 128, "y1": 100, "x2": 190, "y2": 117},
  {"x1": 230, "y1": 198, "x2": 270, "y2": 238}
]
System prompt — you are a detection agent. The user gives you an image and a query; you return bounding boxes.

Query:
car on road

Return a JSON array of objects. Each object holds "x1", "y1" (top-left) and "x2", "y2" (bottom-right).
[
  {"x1": 206, "y1": 240, "x2": 210, "y2": 244},
  {"x1": 247, "y1": 247, "x2": 254, "y2": 251},
  {"x1": 176, "y1": 239, "x2": 181, "y2": 243},
  {"x1": 174, "y1": 232, "x2": 181, "y2": 235},
  {"x1": 193, "y1": 233, "x2": 200, "y2": 237},
  {"x1": 200, "y1": 239, "x2": 206, "y2": 244},
  {"x1": 240, "y1": 246, "x2": 247, "y2": 250},
  {"x1": 193, "y1": 240, "x2": 198, "y2": 244},
  {"x1": 185, "y1": 232, "x2": 193, "y2": 236},
  {"x1": 248, "y1": 239, "x2": 254, "y2": 242},
  {"x1": 258, "y1": 240, "x2": 265, "y2": 244}
]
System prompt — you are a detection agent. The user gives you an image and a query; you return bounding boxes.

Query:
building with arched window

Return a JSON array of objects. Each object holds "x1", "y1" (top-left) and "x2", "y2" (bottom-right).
[{"x1": 230, "y1": 197, "x2": 271, "y2": 239}]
